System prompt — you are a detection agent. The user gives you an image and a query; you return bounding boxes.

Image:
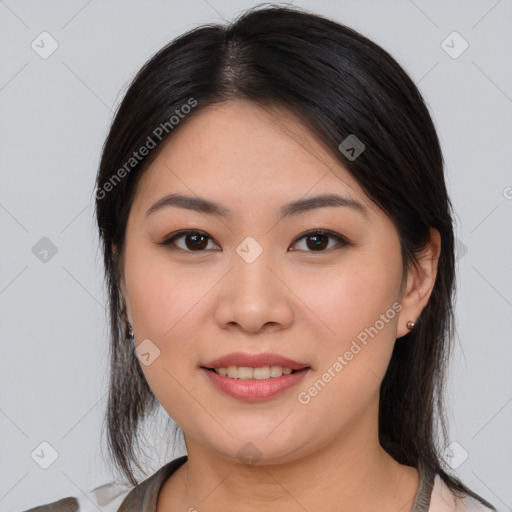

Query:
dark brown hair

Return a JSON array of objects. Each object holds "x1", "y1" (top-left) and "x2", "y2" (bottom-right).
[{"x1": 95, "y1": 4, "x2": 494, "y2": 508}]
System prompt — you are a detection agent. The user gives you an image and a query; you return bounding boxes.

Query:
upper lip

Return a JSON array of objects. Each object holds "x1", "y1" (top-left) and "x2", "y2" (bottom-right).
[{"x1": 202, "y1": 352, "x2": 311, "y2": 370}]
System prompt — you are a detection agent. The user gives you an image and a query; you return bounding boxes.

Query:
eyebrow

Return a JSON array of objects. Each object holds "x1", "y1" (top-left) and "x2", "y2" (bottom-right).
[{"x1": 145, "y1": 192, "x2": 368, "y2": 219}]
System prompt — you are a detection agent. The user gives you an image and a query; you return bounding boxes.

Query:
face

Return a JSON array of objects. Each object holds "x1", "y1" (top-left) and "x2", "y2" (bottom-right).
[{"x1": 119, "y1": 99, "x2": 410, "y2": 464}]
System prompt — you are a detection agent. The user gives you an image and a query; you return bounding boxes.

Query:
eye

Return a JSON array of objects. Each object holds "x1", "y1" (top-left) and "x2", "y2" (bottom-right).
[
  {"x1": 158, "y1": 230, "x2": 219, "y2": 252},
  {"x1": 158, "y1": 229, "x2": 348, "y2": 253},
  {"x1": 289, "y1": 229, "x2": 348, "y2": 252}
]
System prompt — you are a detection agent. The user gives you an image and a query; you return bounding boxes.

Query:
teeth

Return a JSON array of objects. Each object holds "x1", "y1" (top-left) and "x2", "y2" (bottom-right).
[{"x1": 214, "y1": 365, "x2": 295, "y2": 379}]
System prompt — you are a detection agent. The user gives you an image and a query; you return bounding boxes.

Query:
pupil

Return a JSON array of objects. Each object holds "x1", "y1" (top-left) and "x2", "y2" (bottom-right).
[{"x1": 308, "y1": 234, "x2": 328, "y2": 250}]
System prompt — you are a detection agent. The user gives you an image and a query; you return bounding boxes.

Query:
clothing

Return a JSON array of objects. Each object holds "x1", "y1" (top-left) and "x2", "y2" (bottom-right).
[{"x1": 20, "y1": 455, "x2": 496, "y2": 512}]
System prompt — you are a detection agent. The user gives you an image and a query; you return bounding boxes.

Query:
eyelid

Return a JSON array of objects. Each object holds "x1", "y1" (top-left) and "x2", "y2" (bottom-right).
[{"x1": 158, "y1": 228, "x2": 349, "y2": 252}]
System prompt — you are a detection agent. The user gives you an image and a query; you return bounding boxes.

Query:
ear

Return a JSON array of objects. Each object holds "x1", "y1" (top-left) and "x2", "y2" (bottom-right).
[{"x1": 396, "y1": 227, "x2": 441, "y2": 338}]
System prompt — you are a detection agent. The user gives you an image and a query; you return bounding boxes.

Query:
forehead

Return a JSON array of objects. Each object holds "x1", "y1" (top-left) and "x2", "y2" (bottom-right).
[{"x1": 131, "y1": 100, "x2": 375, "y2": 218}]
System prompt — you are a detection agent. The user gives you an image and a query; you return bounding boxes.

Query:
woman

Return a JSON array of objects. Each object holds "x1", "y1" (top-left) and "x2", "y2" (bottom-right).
[{"x1": 24, "y1": 4, "x2": 496, "y2": 511}]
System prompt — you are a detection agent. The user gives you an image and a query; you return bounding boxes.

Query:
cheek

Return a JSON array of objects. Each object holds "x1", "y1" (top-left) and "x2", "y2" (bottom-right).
[
  {"x1": 293, "y1": 257, "x2": 402, "y2": 345},
  {"x1": 291, "y1": 253, "x2": 402, "y2": 413},
  {"x1": 123, "y1": 251, "x2": 211, "y2": 418},
  {"x1": 124, "y1": 245, "x2": 210, "y2": 340},
  {"x1": 294, "y1": 271, "x2": 401, "y2": 431}
]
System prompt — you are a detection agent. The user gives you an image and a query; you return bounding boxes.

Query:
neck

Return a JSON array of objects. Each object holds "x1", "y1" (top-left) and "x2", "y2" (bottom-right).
[{"x1": 158, "y1": 406, "x2": 419, "y2": 512}]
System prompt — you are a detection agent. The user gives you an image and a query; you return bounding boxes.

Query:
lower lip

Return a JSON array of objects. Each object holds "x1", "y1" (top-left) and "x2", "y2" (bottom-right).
[{"x1": 201, "y1": 367, "x2": 311, "y2": 401}]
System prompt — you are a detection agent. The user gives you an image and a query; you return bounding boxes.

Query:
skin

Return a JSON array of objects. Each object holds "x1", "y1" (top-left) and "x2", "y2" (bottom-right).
[{"x1": 118, "y1": 99, "x2": 441, "y2": 512}]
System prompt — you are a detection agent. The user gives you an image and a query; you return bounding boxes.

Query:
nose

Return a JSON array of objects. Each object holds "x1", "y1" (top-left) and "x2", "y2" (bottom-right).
[{"x1": 214, "y1": 249, "x2": 294, "y2": 335}]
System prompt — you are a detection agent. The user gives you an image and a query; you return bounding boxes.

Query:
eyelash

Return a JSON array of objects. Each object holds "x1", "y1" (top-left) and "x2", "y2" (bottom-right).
[{"x1": 157, "y1": 229, "x2": 349, "y2": 253}]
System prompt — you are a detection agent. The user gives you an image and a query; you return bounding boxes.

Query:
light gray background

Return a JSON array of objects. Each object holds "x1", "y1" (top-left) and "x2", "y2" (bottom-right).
[{"x1": 1, "y1": 0, "x2": 511, "y2": 510}]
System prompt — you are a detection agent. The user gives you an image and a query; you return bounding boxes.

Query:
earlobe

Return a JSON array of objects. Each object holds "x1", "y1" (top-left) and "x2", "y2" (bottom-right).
[{"x1": 397, "y1": 228, "x2": 441, "y2": 338}]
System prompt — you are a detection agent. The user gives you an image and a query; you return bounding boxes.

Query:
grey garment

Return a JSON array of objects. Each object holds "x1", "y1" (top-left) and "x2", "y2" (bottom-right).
[
  {"x1": 23, "y1": 455, "x2": 435, "y2": 511},
  {"x1": 117, "y1": 455, "x2": 188, "y2": 511},
  {"x1": 21, "y1": 497, "x2": 80, "y2": 512}
]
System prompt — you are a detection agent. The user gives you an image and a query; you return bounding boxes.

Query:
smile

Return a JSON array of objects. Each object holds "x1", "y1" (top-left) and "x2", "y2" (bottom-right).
[{"x1": 201, "y1": 366, "x2": 311, "y2": 401}]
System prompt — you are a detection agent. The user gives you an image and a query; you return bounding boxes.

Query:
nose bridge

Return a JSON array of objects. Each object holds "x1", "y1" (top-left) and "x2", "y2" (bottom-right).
[{"x1": 231, "y1": 234, "x2": 280, "y2": 302}]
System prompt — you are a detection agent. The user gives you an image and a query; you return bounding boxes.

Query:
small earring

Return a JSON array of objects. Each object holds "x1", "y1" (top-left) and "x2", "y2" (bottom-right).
[
  {"x1": 127, "y1": 322, "x2": 134, "y2": 338},
  {"x1": 406, "y1": 321, "x2": 415, "y2": 330}
]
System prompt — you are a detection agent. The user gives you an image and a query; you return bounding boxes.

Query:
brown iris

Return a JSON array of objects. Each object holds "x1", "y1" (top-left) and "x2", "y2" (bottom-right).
[
  {"x1": 185, "y1": 233, "x2": 209, "y2": 250},
  {"x1": 305, "y1": 233, "x2": 329, "y2": 251}
]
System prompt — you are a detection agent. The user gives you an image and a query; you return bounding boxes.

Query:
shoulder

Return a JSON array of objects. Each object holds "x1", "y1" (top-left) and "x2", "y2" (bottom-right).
[
  {"x1": 429, "y1": 475, "x2": 497, "y2": 512},
  {"x1": 117, "y1": 454, "x2": 188, "y2": 510},
  {"x1": 20, "y1": 455, "x2": 189, "y2": 512},
  {"x1": 21, "y1": 497, "x2": 79, "y2": 512},
  {"x1": 18, "y1": 481, "x2": 132, "y2": 512},
  {"x1": 18, "y1": 455, "x2": 188, "y2": 512}
]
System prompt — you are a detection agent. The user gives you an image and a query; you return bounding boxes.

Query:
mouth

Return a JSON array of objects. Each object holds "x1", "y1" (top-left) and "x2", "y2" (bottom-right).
[
  {"x1": 200, "y1": 366, "x2": 309, "y2": 380},
  {"x1": 199, "y1": 352, "x2": 312, "y2": 400}
]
